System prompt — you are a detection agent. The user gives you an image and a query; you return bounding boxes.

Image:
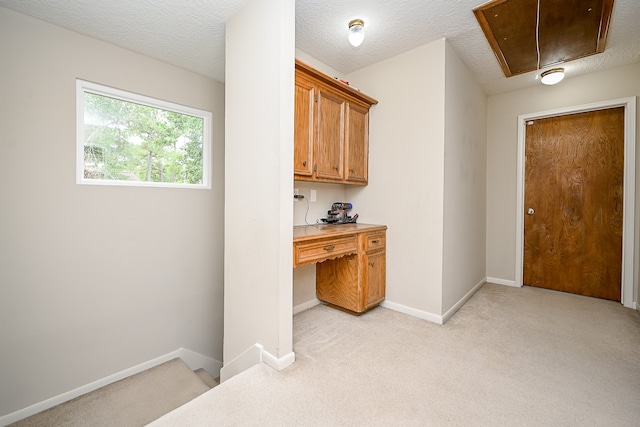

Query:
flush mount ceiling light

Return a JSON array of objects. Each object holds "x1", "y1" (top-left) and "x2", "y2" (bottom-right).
[
  {"x1": 540, "y1": 68, "x2": 565, "y2": 85},
  {"x1": 348, "y1": 19, "x2": 365, "y2": 47}
]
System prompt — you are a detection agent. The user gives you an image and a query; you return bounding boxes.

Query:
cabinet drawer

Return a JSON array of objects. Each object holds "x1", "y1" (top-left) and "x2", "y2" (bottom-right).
[
  {"x1": 365, "y1": 232, "x2": 386, "y2": 252},
  {"x1": 294, "y1": 235, "x2": 358, "y2": 266}
]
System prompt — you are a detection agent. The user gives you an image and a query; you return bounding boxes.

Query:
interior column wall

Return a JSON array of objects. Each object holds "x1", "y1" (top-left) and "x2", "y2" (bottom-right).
[
  {"x1": 346, "y1": 40, "x2": 447, "y2": 318},
  {"x1": 442, "y1": 42, "x2": 488, "y2": 314},
  {"x1": 223, "y1": 0, "x2": 295, "y2": 373}
]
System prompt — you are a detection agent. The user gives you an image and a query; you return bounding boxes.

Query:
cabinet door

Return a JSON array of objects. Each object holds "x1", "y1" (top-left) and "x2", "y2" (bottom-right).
[
  {"x1": 316, "y1": 255, "x2": 361, "y2": 312},
  {"x1": 345, "y1": 102, "x2": 369, "y2": 184},
  {"x1": 364, "y1": 251, "x2": 386, "y2": 309},
  {"x1": 294, "y1": 77, "x2": 315, "y2": 177},
  {"x1": 315, "y1": 86, "x2": 345, "y2": 180}
]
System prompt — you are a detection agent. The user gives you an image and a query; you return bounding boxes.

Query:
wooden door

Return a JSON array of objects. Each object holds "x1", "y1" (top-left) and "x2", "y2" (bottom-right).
[
  {"x1": 523, "y1": 107, "x2": 624, "y2": 301},
  {"x1": 293, "y1": 76, "x2": 314, "y2": 177},
  {"x1": 315, "y1": 86, "x2": 345, "y2": 180},
  {"x1": 345, "y1": 101, "x2": 369, "y2": 184}
]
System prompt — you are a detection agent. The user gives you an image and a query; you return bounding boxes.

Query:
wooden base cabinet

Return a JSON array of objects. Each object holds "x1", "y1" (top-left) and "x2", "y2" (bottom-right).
[
  {"x1": 364, "y1": 250, "x2": 386, "y2": 308},
  {"x1": 315, "y1": 228, "x2": 386, "y2": 314}
]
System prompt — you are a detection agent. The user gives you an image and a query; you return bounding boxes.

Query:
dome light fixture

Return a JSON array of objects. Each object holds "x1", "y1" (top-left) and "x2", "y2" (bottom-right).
[
  {"x1": 348, "y1": 19, "x2": 365, "y2": 47},
  {"x1": 540, "y1": 68, "x2": 565, "y2": 85}
]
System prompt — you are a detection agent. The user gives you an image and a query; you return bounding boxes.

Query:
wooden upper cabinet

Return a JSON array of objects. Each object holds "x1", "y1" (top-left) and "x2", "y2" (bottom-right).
[
  {"x1": 294, "y1": 59, "x2": 377, "y2": 185},
  {"x1": 345, "y1": 101, "x2": 369, "y2": 184},
  {"x1": 316, "y1": 86, "x2": 345, "y2": 180},
  {"x1": 294, "y1": 76, "x2": 314, "y2": 177}
]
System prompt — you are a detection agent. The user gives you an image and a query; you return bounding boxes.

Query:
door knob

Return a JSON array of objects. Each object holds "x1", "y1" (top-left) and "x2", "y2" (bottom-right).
[{"x1": 527, "y1": 208, "x2": 535, "y2": 215}]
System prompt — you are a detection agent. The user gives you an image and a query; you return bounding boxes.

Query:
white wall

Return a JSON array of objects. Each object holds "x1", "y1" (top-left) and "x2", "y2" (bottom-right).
[
  {"x1": 345, "y1": 39, "x2": 447, "y2": 317},
  {"x1": 295, "y1": 49, "x2": 343, "y2": 82},
  {"x1": 0, "y1": 8, "x2": 225, "y2": 417},
  {"x1": 442, "y1": 43, "x2": 487, "y2": 313},
  {"x1": 486, "y1": 62, "x2": 640, "y2": 306},
  {"x1": 223, "y1": 0, "x2": 295, "y2": 375},
  {"x1": 293, "y1": 180, "x2": 347, "y2": 226}
]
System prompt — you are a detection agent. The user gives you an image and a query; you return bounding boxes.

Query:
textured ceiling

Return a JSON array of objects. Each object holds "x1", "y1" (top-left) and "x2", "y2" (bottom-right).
[{"x1": 1, "y1": 0, "x2": 639, "y2": 95}]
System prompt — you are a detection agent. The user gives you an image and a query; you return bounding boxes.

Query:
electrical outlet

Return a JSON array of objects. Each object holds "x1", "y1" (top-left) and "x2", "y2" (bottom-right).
[
  {"x1": 294, "y1": 188, "x2": 299, "y2": 201},
  {"x1": 310, "y1": 189, "x2": 317, "y2": 202}
]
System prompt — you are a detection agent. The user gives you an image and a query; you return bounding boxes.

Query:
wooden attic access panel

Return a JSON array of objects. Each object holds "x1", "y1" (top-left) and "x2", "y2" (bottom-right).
[{"x1": 473, "y1": 0, "x2": 615, "y2": 77}]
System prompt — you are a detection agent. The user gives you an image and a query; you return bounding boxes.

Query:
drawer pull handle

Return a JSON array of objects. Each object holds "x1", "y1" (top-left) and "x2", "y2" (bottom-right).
[
  {"x1": 323, "y1": 245, "x2": 335, "y2": 251},
  {"x1": 371, "y1": 239, "x2": 380, "y2": 244}
]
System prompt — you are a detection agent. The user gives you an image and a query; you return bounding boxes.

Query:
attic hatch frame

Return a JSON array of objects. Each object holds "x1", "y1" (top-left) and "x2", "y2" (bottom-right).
[{"x1": 473, "y1": 0, "x2": 615, "y2": 77}]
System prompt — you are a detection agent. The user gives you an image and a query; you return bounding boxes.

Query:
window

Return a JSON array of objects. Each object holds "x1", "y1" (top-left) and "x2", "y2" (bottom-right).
[{"x1": 76, "y1": 80, "x2": 212, "y2": 188}]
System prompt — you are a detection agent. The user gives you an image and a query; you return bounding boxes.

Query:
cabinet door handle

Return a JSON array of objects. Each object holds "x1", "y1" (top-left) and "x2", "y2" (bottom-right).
[
  {"x1": 350, "y1": 168, "x2": 355, "y2": 173},
  {"x1": 335, "y1": 166, "x2": 339, "y2": 171},
  {"x1": 303, "y1": 160, "x2": 307, "y2": 166},
  {"x1": 370, "y1": 262, "x2": 375, "y2": 267},
  {"x1": 371, "y1": 240, "x2": 380, "y2": 244},
  {"x1": 323, "y1": 245, "x2": 335, "y2": 251}
]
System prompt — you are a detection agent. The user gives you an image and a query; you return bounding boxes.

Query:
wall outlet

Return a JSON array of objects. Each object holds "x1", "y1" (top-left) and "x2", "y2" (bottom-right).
[
  {"x1": 294, "y1": 188, "x2": 299, "y2": 201},
  {"x1": 310, "y1": 189, "x2": 317, "y2": 202}
]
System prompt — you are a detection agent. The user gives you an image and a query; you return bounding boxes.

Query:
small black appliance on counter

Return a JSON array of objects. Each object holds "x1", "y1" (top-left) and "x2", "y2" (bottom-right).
[{"x1": 321, "y1": 202, "x2": 358, "y2": 224}]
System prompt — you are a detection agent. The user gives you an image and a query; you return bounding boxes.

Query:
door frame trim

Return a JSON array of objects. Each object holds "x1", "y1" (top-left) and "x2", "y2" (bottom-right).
[{"x1": 515, "y1": 97, "x2": 637, "y2": 307}]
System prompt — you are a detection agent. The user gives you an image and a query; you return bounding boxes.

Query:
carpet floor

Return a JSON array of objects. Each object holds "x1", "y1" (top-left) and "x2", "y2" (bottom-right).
[
  {"x1": 11, "y1": 358, "x2": 211, "y2": 427},
  {"x1": 150, "y1": 283, "x2": 640, "y2": 426}
]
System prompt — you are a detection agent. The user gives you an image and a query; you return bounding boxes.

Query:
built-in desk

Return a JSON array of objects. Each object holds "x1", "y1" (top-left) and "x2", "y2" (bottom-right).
[{"x1": 293, "y1": 224, "x2": 387, "y2": 315}]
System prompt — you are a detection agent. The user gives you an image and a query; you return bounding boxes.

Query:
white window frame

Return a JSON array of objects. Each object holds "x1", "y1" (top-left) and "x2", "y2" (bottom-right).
[{"x1": 76, "y1": 79, "x2": 212, "y2": 189}]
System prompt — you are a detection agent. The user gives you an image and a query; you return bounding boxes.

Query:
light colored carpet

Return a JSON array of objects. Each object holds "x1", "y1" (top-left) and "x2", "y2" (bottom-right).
[
  {"x1": 12, "y1": 358, "x2": 211, "y2": 427},
  {"x1": 194, "y1": 369, "x2": 219, "y2": 389},
  {"x1": 150, "y1": 283, "x2": 640, "y2": 426}
]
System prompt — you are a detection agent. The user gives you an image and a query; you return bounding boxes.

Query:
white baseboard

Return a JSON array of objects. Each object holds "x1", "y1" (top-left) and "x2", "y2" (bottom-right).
[
  {"x1": 381, "y1": 300, "x2": 444, "y2": 325},
  {"x1": 262, "y1": 349, "x2": 296, "y2": 371},
  {"x1": 486, "y1": 276, "x2": 519, "y2": 287},
  {"x1": 219, "y1": 343, "x2": 296, "y2": 384},
  {"x1": 0, "y1": 348, "x2": 222, "y2": 426},
  {"x1": 382, "y1": 279, "x2": 487, "y2": 325},
  {"x1": 293, "y1": 298, "x2": 321, "y2": 315},
  {"x1": 442, "y1": 279, "x2": 486, "y2": 324},
  {"x1": 175, "y1": 348, "x2": 223, "y2": 379},
  {"x1": 219, "y1": 344, "x2": 262, "y2": 383}
]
